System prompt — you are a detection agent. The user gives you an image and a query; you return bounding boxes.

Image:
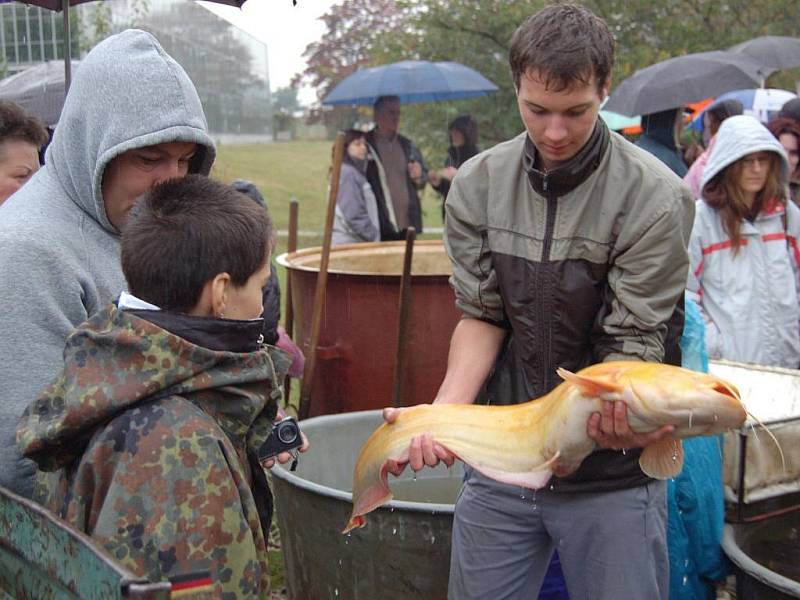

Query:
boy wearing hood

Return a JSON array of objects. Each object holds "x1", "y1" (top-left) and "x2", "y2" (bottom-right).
[
  {"x1": 0, "y1": 30, "x2": 216, "y2": 498},
  {"x1": 17, "y1": 175, "x2": 293, "y2": 598}
]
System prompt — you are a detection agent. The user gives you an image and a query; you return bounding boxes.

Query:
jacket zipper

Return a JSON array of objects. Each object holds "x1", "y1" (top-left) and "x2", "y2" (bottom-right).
[{"x1": 540, "y1": 188, "x2": 558, "y2": 392}]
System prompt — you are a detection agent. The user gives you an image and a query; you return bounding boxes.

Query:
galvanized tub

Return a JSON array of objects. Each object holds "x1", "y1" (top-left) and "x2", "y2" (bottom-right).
[
  {"x1": 709, "y1": 360, "x2": 800, "y2": 514},
  {"x1": 722, "y1": 514, "x2": 800, "y2": 599},
  {"x1": 276, "y1": 241, "x2": 460, "y2": 416},
  {"x1": 270, "y1": 410, "x2": 464, "y2": 600}
]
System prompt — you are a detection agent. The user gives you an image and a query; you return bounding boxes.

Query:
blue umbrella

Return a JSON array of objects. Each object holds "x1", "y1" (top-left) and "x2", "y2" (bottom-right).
[
  {"x1": 322, "y1": 60, "x2": 498, "y2": 106},
  {"x1": 688, "y1": 88, "x2": 797, "y2": 131}
]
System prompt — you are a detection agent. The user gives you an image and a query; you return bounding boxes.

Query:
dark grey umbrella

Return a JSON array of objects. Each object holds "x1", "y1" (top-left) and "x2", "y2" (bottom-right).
[
  {"x1": 0, "y1": 60, "x2": 79, "y2": 126},
  {"x1": 729, "y1": 35, "x2": 800, "y2": 74},
  {"x1": 604, "y1": 50, "x2": 767, "y2": 117}
]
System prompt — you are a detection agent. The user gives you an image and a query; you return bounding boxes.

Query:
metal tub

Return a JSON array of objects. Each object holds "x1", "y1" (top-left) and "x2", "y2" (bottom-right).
[
  {"x1": 722, "y1": 514, "x2": 800, "y2": 599},
  {"x1": 270, "y1": 410, "x2": 464, "y2": 600},
  {"x1": 276, "y1": 241, "x2": 460, "y2": 416}
]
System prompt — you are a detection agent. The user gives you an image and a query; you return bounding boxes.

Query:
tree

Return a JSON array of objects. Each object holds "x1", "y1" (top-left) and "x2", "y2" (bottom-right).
[
  {"x1": 293, "y1": 0, "x2": 408, "y2": 135},
  {"x1": 298, "y1": 0, "x2": 800, "y2": 155},
  {"x1": 141, "y1": 3, "x2": 268, "y2": 134},
  {"x1": 272, "y1": 86, "x2": 300, "y2": 138}
]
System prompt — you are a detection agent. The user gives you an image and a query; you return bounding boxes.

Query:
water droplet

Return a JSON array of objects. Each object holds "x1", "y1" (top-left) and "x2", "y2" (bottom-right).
[
  {"x1": 392, "y1": 527, "x2": 397, "y2": 535},
  {"x1": 431, "y1": 536, "x2": 436, "y2": 544},
  {"x1": 335, "y1": 588, "x2": 340, "y2": 596},
  {"x1": 688, "y1": 410, "x2": 694, "y2": 429},
  {"x1": 413, "y1": 472, "x2": 417, "y2": 481},
  {"x1": 549, "y1": 484, "x2": 555, "y2": 491},
  {"x1": 682, "y1": 575, "x2": 688, "y2": 586},
  {"x1": 684, "y1": 559, "x2": 689, "y2": 567},
  {"x1": 713, "y1": 414, "x2": 719, "y2": 422},
  {"x1": 389, "y1": 507, "x2": 394, "y2": 513},
  {"x1": 622, "y1": 448, "x2": 627, "y2": 455}
]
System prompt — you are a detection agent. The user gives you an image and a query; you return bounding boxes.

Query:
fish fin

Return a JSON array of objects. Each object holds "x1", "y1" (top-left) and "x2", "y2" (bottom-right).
[
  {"x1": 639, "y1": 438, "x2": 684, "y2": 479},
  {"x1": 556, "y1": 367, "x2": 623, "y2": 396},
  {"x1": 473, "y1": 452, "x2": 560, "y2": 490},
  {"x1": 342, "y1": 456, "x2": 403, "y2": 534}
]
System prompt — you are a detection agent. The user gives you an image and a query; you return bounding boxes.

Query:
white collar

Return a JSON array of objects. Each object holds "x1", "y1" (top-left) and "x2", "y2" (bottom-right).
[{"x1": 118, "y1": 291, "x2": 161, "y2": 311}]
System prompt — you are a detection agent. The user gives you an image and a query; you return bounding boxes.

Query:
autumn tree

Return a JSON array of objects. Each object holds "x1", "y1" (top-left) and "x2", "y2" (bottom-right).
[
  {"x1": 293, "y1": 0, "x2": 409, "y2": 134},
  {"x1": 298, "y1": 0, "x2": 799, "y2": 154},
  {"x1": 141, "y1": 3, "x2": 268, "y2": 134}
]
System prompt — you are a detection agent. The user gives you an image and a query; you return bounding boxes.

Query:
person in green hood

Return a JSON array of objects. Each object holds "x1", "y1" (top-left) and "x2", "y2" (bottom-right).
[{"x1": 17, "y1": 175, "x2": 305, "y2": 599}]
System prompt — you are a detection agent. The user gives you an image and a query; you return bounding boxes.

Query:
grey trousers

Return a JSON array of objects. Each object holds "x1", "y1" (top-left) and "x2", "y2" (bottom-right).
[{"x1": 448, "y1": 468, "x2": 668, "y2": 600}]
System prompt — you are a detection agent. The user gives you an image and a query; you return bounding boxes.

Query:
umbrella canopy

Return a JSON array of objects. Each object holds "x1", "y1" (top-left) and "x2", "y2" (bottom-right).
[
  {"x1": 0, "y1": 0, "x2": 248, "y2": 91},
  {"x1": 604, "y1": 50, "x2": 767, "y2": 117},
  {"x1": 729, "y1": 36, "x2": 800, "y2": 74},
  {"x1": 322, "y1": 60, "x2": 498, "y2": 106},
  {"x1": 599, "y1": 98, "x2": 640, "y2": 131},
  {"x1": 688, "y1": 88, "x2": 797, "y2": 131},
  {"x1": 0, "y1": 60, "x2": 79, "y2": 126}
]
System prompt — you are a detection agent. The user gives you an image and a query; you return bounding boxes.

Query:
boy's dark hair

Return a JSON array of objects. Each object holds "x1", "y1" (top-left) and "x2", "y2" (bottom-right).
[
  {"x1": 0, "y1": 100, "x2": 49, "y2": 148},
  {"x1": 509, "y1": 4, "x2": 615, "y2": 93},
  {"x1": 122, "y1": 175, "x2": 272, "y2": 313}
]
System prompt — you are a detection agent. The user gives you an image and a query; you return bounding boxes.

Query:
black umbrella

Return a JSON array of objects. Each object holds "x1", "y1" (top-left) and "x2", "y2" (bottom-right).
[
  {"x1": 729, "y1": 35, "x2": 800, "y2": 74},
  {"x1": 604, "y1": 50, "x2": 767, "y2": 117},
  {"x1": 0, "y1": 0, "x2": 247, "y2": 91},
  {"x1": 0, "y1": 60, "x2": 79, "y2": 126}
]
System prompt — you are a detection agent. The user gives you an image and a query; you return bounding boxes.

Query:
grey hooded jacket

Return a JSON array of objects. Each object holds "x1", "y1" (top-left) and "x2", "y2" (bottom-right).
[{"x1": 0, "y1": 29, "x2": 216, "y2": 497}]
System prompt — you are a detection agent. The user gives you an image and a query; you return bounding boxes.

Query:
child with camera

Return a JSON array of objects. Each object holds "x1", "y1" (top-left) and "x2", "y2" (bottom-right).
[{"x1": 16, "y1": 175, "x2": 307, "y2": 598}]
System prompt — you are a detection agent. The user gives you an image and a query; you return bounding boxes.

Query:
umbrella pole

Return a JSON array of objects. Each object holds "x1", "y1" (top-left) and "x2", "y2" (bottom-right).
[
  {"x1": 298, "y1": 132, "x2": 345, "y2": 420},
  {"x1": 62, "y1": 0, "x2": 71, "y2": 93},
  {"x1": 283, "y1": 198, "x2": 299, "y2": 408},
  {"x1": 392, "y1": 227, "x2": 416, "y2": 408}
]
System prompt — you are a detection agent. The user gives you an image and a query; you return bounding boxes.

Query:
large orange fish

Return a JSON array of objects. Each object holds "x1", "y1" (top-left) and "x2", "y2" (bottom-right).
[{"x1": 344, "y1": 361, "x2": 747, "y2": 533}]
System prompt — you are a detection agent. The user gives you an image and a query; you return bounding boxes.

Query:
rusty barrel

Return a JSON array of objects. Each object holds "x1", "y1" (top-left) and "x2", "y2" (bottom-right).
[{"x1": 276, "y1": 240, "x2": 460, "y2": 416}]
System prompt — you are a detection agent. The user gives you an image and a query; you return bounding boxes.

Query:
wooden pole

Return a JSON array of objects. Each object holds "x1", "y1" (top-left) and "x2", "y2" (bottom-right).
[
  {"x1": 298, "y1": 132, "x2": 345, "y2": 420},
  {"x1": 283, "y1": 198, "x2": 299, "y2": 406},
  {"x1": 392, "y1": 227, "x2": 416, "y2": 407},
  {"x1": 62, "y1": 0, "x2": 71, "y2": 93}
]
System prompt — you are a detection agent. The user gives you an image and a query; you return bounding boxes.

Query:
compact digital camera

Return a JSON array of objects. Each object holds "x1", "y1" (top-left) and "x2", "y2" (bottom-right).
[{"x1": 258, "y1": 417, "x2": 303, "y2": 460}]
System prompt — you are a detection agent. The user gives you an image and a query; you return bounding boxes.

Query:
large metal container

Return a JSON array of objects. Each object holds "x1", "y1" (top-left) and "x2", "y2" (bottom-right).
[
  {"x1": 276, "y1": 241, "x2": 460, "y2": 416},
  {"x1": 270, "y1": 410, "x2": 464, "y2": 600},
  {"x1": 722, "y1": 514, "x2": 800, "y2": 599}
]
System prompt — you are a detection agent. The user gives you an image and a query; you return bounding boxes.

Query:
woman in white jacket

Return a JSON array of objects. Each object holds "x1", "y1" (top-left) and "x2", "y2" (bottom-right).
[{"x1": 688, "y1": 114, "x2": 800, "y2": 368}]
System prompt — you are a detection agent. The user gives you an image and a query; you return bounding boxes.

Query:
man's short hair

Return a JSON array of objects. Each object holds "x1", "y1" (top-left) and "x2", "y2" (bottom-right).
[
  {"x1": 509, "y1": 4, "x2": 615, "y2": 93},
  {"x1": 0, "y1": 100, "x2": 48, "y2": 148},
  {"x1": 374, "y1": 95, "x2": 401, "y2": 113},
  {"x1": 122, "y1": 175, "x2": 272, "y2": 313}
]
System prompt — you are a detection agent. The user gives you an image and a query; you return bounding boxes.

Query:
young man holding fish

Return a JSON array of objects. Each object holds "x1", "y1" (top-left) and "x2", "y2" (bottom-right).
[{"x1": 385, "y1": 4, "x2": 695, "y2": 599}]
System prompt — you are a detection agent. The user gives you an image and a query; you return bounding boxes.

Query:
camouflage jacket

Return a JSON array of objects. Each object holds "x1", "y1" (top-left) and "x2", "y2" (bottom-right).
[{"x1": 17, "y1": 303, "x2": 290, "y2": 599}]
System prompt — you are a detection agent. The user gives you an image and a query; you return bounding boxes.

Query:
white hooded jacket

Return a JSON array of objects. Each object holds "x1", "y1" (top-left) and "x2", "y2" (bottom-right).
[{"x1": 687, "y1": 115, "x2": 800, "y2": 368}]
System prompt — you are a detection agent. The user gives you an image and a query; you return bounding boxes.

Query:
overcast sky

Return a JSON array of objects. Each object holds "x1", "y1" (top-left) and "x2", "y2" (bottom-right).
[{"x1": 198, "y1": 0, "x2": 339, "y2": 104}]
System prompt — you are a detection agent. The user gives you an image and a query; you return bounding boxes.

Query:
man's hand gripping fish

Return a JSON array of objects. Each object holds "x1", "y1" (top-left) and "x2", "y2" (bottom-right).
[{"x1": 344, "y1": 361, "x2": 747, "y2": 533}]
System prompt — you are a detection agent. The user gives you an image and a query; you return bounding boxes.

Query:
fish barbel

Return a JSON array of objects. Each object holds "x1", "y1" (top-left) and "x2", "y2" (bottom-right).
[{"x1": 343, "y1": 361, "x2": 746, "y2": 533}]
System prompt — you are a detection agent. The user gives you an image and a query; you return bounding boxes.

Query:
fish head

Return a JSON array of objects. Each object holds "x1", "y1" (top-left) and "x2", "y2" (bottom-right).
[{"x1": 557, "y1": 361, "x2": 746, "y2": 435}]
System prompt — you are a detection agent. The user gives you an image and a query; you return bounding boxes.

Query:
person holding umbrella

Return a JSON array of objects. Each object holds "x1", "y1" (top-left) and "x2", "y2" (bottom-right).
[
  {"x1": 365, "y1": 95, "x2": 428, "y2": 240},
  {"x1": 689, "y1": 114, "x2": 800, "y2": 368},
  {"x1": 684, "y1": 98, "x2": 744, "y2": 199},
  {"x1": 766, "y1": 117, "x2": 800, "y2": 204},
  {"x1": 0, "y1": 29, "x2": 216, "y2": 499},
  {"x1": 636, "y1": 107, "x2": 689, "y2": 177},
  {"x1": 383, "y1": 4, "x2": 693, "y2": 599},
  {"x1": 428, "y1": 114, "x2": 481, "y2": 218}
]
